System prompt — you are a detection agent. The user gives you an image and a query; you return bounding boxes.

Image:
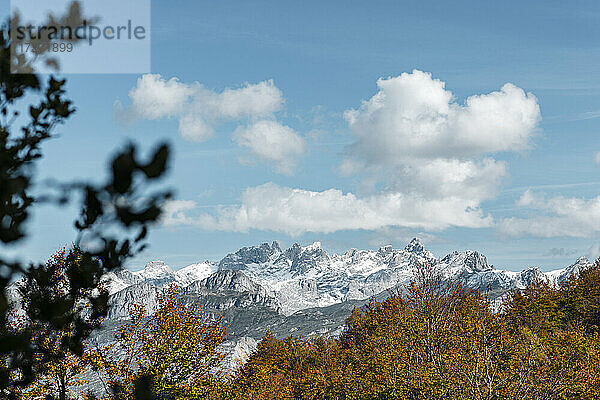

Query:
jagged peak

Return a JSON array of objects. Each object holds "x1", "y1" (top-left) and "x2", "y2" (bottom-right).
[
  {"x1": 344, "y1": 248, "x2": 358, "y2": 257},
  {"x1": 198, "y1": 269, "x2": 263, "y2": 294},
  {"x1": 564, "y1": 256, "x2": 592, "y2": 275},
  {"x1": 206, "y1": 268, "x2": 249, "y2": 280},
  {"x1": 441, "y1": 250, "x2": 491, "y2": 272},
  {"x1": 378, "y1": 245, "x2": 393, "y2": 254},
  {"x1": 286, "y1": 242, "x2": 327, "y2": 257},
  {"x1": 218, "y1": 241, "x2": 282, "y2": 269},
  {"x1": 573, "y1": 256, "x2": 591, "y2": 265},
  {"x1": 303, "y1": 241, "x2": 323, "y2": 251},
  {"x1": 271, "y1": 240, "x2": 282, "y2": 253},
  {"x1": 142, "y1": 260, "x2": 174, "y2": 275},
  {"x1": 405, "y1": 238, "x2": 425, "y2": 254},
  {"x1": 464, "y1": 250, "x2": 491, "y2": 271},
  {"x1": 521, "y1": 266, "x2": 542, "y2": 273}
]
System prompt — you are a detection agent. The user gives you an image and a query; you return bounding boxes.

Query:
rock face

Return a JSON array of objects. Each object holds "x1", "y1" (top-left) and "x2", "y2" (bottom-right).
[
  {"x1": 104, "y1": 238, "x2": 591, "y2": 319},
  {"x1": 96, "y1": 239, "x2": 592, "y2": 375}
]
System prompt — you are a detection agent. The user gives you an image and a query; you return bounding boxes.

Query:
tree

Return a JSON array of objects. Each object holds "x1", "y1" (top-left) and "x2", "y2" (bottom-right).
[
  {"x1": 503, "y1": 261, "x2": 600, "y2": 398},
  {"x1": 12, "y1": 248, "x2": 99, "y2": 400},
  {"x1": 0, "y1": 8, "x2": 171, "y2": 396},
  {"x1": 230, "y1": 262, "x2": 600, "y2": 400},
  {"x1": 88, "y1": 285, "x2": 227, "y2": 399}
]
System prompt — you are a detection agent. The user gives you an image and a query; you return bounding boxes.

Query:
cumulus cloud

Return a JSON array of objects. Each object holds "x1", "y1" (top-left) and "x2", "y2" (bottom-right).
[
  {"x1": 116, "y1": 74, "x2": 303, "y2": 172},
  {"x1": 498, "y1": 190, "x2": 600, "y2": 238},
  {"x1": 344, "y1": 70, "x2": 540, "y2": 166},
  {"x1": 163, "y1": 71, "x2": 542, "y2": 236},
  {"x1": 390, "y1": 158, "x2": 507, "y2": 201},
  {"x1": 233, "y1": 120, "x2": 306, "y2": 175},
  {"x1": 161, "y1": 200, "x2": 198, "y2": 226},
  {"x1": 338, "y1": 70, "x2": 539, "y2": 213},
  {"x1": 124, "y1": 75, "x2": 194, "y2": 120},
  {"x1": 117, "y1": 74, "x2": 284, "y2": 140},
  {"x1": 162, "y1": 182, "x2": 492, "y2": 236}
]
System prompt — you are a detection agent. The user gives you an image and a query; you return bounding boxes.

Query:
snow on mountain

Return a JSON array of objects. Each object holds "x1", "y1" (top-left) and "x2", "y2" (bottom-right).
[
  {"x1": 103, "y1": 260, "x2": 216, "y2": 294},
  {"x1": 106, "y1": 281, "x2": 161, "y2": 319},
  {"x1": 133, "y1": 260, "x2": 176, "y2": 286},
  {"x1": 214, "y1": 238, "x2": 436, "y2": 315},
  {"x1": 102, "y1": 260, "x2": 177, "y2": 295},
  {"x1": 183, "y1": 269, "x2": 280, "y2": 312},
  {"x1": 555, "y1": 256, "x2": 591, "y2": 286},
  {"x1": 175, "y1": 261, "x2": 217, "y2": 286},
  {"x1": 102, "y1": 268, "x2": 144, "y2": 295},
  {"x1": 104, "y1": 238, "x2": 593, "y2": 317}
]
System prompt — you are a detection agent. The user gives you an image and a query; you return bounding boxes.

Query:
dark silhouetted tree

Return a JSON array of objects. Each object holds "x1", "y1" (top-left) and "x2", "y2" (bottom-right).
[{"x1": 0, "y1": 7, "x2": 171, "y2": 398}]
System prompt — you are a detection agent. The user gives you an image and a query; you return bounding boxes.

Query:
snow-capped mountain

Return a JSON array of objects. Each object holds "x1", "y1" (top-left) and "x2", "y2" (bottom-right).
[
  {"x1": 104, "y1": 238, "x2": 591, "y2": 318},
  {"x1": 208, "y1": 239, "x2": 437, "y2": 315}
]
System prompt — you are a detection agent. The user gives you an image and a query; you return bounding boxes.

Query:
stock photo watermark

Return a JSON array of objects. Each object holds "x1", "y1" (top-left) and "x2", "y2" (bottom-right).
[{"x1": 10, "y1": 0, "x2": 150, "y2": 74}]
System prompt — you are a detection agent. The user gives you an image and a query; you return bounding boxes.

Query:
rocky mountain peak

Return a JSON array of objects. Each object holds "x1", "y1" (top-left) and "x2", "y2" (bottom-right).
[
  {"x1": 404, "y1": 238, "x2": 425, "y2": 254},
  {"x1": 199, "y1": 269, "x2": 262, "y2": 294},
  {"x1": 304, "y1": 241, "x2": 322, "y2": 251},
  {"x1": 288, "y1": 242, "x2": 330, "y2": 274},
  {"x1": 271, "y1": 240, "x2": 282, "y2": 253},
  {"x1": 132, "y1": 261, "x2": 177, "y2": 287},
  {"x1": 219, "y1": 242, "x2": 282, "y2": 270},
  {"x1": 175, "y1": 262, "x2": 216, "y2": 286},
  {"x1": 556, "y1": 256, "x2": 592, "y2": 286},
  {"x1": 143, "y1": 260, "x2": 174, "y2": 275},
  {"x1": 574, "y1": 256, "x2": 591, "y2": 265},
  {"x1": 464, "y1": 250, "x2": 491, "y2": 272},
  {"x1": 440, "y1": 250, "x2": 491, "y2": 272},
  {"x1": 518, "y1": 266, "x2": 546, "y2": 287},
  {"x1": 378, "y1": 245, "x2": 393, "y2": 255}
]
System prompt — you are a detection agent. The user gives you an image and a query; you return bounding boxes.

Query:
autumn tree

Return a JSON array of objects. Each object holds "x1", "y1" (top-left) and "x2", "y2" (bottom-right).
[
  {"x1": 12, "y1": 248, "x2": 101, "y2": 400},
  {"x1": 89, "y1": 285, "x2": 227, "y2": 399},
  {"x1": 503, "y1": 261, "x2": 600, "y2": 398},
  {"x1": 229, "y1": 262, "x2": 600, "y2": 400},
  {"x1": 230, "y1": 332, "x2": 346, "y2": 400}
]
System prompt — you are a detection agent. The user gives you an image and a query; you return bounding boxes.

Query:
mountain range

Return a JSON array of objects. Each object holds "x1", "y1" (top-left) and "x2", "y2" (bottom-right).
[{"x1": 100, "y1": 238, "x2": 592, "y2": 369}]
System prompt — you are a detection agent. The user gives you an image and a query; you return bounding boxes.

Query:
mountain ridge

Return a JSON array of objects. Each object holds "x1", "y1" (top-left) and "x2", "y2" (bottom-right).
[
  {"x1": 105, "y1": 238, "x2": 591, "y2": 317},
  {"x1": 87, "y1": 238, "x2": 594, "y2": 384}
]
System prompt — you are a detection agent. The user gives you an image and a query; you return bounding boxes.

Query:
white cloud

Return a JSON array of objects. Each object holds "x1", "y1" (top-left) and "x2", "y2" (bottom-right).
[
  {"x1": 117, "y1": 75, "x2": 301, "y2": 171},
  {"x1": 233, "y1": 120, "x2": 306, "y2": 174},
  {"x1": 498, "y1": 190, "x2": 600, "y2": 238},
  {"x1": 210, "y1": 81, "x2": 284, "y2": 119},
  {"x1": 391, "y1": 158, "x2": 507, "y2": 201},
  {"x1": 163, "y1": 182, "x2": 492, "y2": 236},
  {"x1": 594, "y1": 151, "x2": 600, "y2": 165},
  {"x1": 122, "y1": 74, "x2": 194, "y2": 120},
  {"x1": 118, "y1": 74, "x2": 283, "y2": 129},
  {"x1": 344, "y1": 70, "x2": 540, "y2": 166},
  {"x1": 178, "y1": 113, "x2": 214, "y2": 142},
  {"x1": 162, "y1": 71, "x2": 542, "y2": 236},
  {"x1": 161, "y1": 200, "x2": 198, "y2": 226}
]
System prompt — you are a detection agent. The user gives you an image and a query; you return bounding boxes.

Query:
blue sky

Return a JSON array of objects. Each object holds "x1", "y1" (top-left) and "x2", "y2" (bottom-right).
[{"x1": 8, "y1": 0, "x2": 600, "y2": 271}]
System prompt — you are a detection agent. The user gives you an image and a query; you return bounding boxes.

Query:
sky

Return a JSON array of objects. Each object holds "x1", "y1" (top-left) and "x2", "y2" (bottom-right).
[{"x1": 6, "y1": 0, "x2": 600, "y2": 271}]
